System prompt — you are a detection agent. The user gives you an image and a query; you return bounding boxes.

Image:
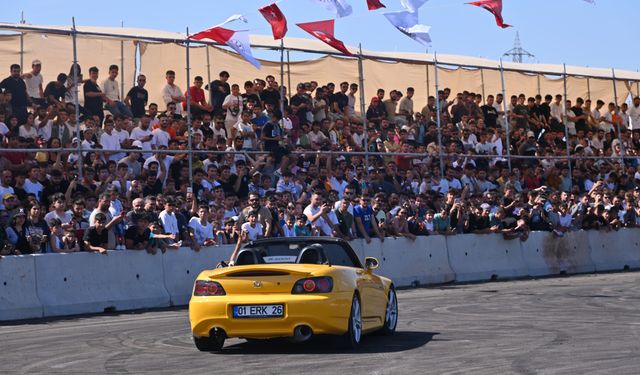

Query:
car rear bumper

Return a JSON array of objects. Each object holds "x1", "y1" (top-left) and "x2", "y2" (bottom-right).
[{"x1": 189, "y1": 292, "x2": 353, "y2": 339}]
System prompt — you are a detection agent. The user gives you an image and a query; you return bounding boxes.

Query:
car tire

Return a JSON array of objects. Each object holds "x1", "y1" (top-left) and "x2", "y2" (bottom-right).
[
  {"x1": 341, "y1": 293, "x2": 362, "y2": 349},
  {"x1": 380, "y1": 286, "x2": 398, "y2": 335},
  {"x1": 193, "y1": 333, "x2": 225, "y2": 352}
]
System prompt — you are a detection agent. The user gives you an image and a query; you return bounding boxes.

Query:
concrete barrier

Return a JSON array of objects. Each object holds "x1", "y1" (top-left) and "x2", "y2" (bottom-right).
[
  {"x1": 0, "y1": 255, "x2": 43, "y2": 320},
  {"x1": 588, "y1": 229, "x2": 640, "y2": 272},
  {"x1": 35, "y1": 251, "x2": 170, "y2": 317},
  {"x1": 2, "y1": 229, "x2": 639, "y2": 321},
  {"x1": 446, "y1": 234, "x2": 527, "y2": 282},
  {"x1": 520, "y1": 231, "x2": 595, "y2": 276},
  {"x1": 366, "y1": 236, "x2": 454, "y2": 287},
  {"x1": 162, "y1": 245, "x2": 235, "y2": 306}
]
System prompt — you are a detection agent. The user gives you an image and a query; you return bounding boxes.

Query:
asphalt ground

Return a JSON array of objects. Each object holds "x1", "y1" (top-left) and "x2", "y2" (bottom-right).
[{"x1": 1, "y1": 272, "x2": 640, "y2": 374}]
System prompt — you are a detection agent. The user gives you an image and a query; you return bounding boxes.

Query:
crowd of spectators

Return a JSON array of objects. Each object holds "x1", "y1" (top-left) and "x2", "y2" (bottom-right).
[{"x1": 1, "y1": 59, "x2": 640, "y2": 257}]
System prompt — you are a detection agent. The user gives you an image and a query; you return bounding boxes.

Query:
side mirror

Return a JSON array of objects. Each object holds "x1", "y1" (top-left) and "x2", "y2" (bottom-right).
[{"x1": 364, "y1": 257, "x2": 379, "y2": 271}]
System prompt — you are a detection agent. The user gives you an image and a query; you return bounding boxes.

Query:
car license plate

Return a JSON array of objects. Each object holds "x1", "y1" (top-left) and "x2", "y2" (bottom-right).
[{"x1": 233, "y1": 304, "x2": 284, "y2": 318}]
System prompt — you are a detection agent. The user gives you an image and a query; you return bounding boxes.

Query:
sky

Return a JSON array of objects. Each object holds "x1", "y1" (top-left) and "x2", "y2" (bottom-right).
[{"x1": 2, "y1": 0, "x2": 639, "y2": 72}]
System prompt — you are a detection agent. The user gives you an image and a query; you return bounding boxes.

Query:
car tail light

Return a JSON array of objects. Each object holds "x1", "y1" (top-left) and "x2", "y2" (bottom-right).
[
  {"x1": 292, "y1": 277, "x2": 333, "y2": 294},
  {"x1": 193, "y1": 280, "x2": 226, "y2": 296}
]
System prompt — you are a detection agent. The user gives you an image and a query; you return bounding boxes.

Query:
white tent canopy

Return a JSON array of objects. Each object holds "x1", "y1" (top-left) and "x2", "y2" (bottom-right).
[{"x1": 0, "y1": 22, "x2": 638, "y2": 81}]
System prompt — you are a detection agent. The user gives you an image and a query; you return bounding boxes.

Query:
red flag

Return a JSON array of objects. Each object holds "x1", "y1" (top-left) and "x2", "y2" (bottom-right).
[
  {"x1": 259, "y1": 3, "x2": 288, "y2": 40},
  {"x1": 297, "y1": 20, "x2": 353, "y2": 56},
  {"x1": 467, "y1": 0, "x2": 511, "y2": 28},
  {"x1": 367, "y1": 0, "x2": 386, "y2": 10},
  {"x1": 190, "y1": 27, "x2": 235, "y2": 44}
]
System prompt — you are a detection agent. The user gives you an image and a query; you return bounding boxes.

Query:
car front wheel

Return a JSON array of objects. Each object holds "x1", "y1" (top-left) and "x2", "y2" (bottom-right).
[{"x1": 342, "y1": 294, "x2": 362, "y2": 349}]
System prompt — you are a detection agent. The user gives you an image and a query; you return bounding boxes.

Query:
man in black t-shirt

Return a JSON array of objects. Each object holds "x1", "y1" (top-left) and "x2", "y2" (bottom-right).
[
  {"x1": 125, "y1": 214, "x2": 150, "y2": 251},
  {"x1": 83, "y1": 212, "x2": 109, "y2": 254},
  {"x1": 83, "y1": 66, "x2": 106, "y2": 122},
  {"x1": 208, "y1": 71, "x2": 231, "y2": 116},
  {"x1": 329, "y1": 81, "x2": 349, "y2": 120},
  {"x1": 0, "y1": 64, "x2": 29, "y2": 124},
  {"x1": 44, "y1": 73, "x2": 68, "y2": 109},
  {"x1": 125, "y1": 75, "x2": 149, "y2": 119},
  {"x1": 572, "y1": 97, "x2": 588, "y2": 134},
  {"x1": 481, "y1": 95, "x2": 499, "y2": 128},
  {"x1": 290, "y1": 83, "x2": 312, "y2": 124}
]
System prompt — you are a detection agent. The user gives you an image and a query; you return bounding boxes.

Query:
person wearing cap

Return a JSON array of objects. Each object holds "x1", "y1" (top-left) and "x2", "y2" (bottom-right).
[
  {"x1": 5, "y1": 208, "x2": 32, "y2": 254},
  {"x1": 0, "y1": 171, "x2": 15, "y2": 211},
  {"x1": 22, "y1": 60, "x2": 45, "y2": 107}
]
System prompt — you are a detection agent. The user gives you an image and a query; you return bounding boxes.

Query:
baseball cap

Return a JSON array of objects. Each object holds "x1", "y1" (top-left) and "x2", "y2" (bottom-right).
[
  {"x1": 527, "y1": 131, "x2": 535, "y2": 138},
  {"x1": 32, "y1": 59, "x2": 42, "y2": 66},
  {"x1": 480, "y1": 203, "x2": 491, "y2": 210},
  {"x1": 3, "y1": 193, "x2": 16, "y2": 200},
  {"x1": 131, "y1": 140, "x2": 144, "y2": 149}
]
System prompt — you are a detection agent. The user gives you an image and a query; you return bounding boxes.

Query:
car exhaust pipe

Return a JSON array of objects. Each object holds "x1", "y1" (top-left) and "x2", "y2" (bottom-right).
[{"x1": 291, "y1": 325, "x2": 313, "y2": 343}]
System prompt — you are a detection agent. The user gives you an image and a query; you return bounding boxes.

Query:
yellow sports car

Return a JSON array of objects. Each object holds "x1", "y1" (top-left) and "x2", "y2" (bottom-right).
[{"x1": 189, "y1": 237, "x2": 398, "y2": 351}]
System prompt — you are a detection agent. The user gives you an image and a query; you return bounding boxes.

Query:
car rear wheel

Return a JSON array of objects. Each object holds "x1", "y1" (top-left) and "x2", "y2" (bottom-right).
[
  {"x1": 380, "y1": 286, "x2": 398, "y2": 335},
  {"x1": 341, "y1": 294, "x2": 362, "y2": 349},
  {"x1": 193, "y1": 331, "x2": 225, "y2": 352}
]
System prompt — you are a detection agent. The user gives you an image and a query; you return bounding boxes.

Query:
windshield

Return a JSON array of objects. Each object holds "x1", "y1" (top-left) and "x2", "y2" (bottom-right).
[{"x1": 242, "y1": 241, "x2": 361, "y2": 268}]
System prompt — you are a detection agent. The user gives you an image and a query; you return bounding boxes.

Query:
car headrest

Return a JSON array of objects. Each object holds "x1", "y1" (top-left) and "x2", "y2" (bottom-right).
[
  {"x1": 297, "y1": 244, "x2": 327, "y2": 265},
  {"x1": 235, "y1": 250, "x2": 258, "y2": 266}
]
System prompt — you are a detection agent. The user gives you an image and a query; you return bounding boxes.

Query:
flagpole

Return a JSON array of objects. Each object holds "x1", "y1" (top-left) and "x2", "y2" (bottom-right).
[
  {"x1": 425, "y1": 49, "x2": 430, "y2": 100},
  {"x1": 186, "y1": 27, "x2": 193, "y2": 192},
  {"x1": 612, "y1": 67, "x2": 624, "y2": 157},
  {"x1": 358, "y1": 44, "x2": 369, "y2": 173},
  {"x1": 19, "y1": 12, "x2": 24, "y2": 72},
  {"x1": 72, "y1": 17, "x2": 83, "y2": 181},
  {"x1": 536, "y1": 74, "x2": 541, "y2": 97},
  {"x1": 279, "y1": 39, "x2": 286, "y2": 130},
  {"x1": 120, "y1": 20, "x2": 125, "y2": 100},
  {"x1": 206, "y1": 45, "x2": 212, "y2": 106},
  {"x1": 562, "y1": 64, "x2": 573, "y2": 185},
  {"x1": 499, "y1": 59, "x2": 512, "y2": 172},
  {"x1": 480, "y1": 68, "x2": 486, "y2": 105},
  {"x1": 286, "y1": 49, "x2": 292, "y2": 101},
  {"x1": 586, "y1": 75, "x2": 591, "y2": 101},
  {"x1": 434, "y1": 52, "x2": 444, "y2": 177}
]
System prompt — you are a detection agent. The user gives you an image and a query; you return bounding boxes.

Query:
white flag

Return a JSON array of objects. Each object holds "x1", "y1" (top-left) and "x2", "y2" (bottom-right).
[
  {"x1": 225, "y1": 30, "x2": 261, "y2": 69},
  {"x1": 400, "y1": 0, "x2": 429, "y2": 13},
  {"x1": 310, "y1": 0, "x2": 353, "y2": 18},
  {"x1": 215, "y1": 14, "x2": 248, "y2": 28},
  {"x1": 384, "y1": 10, "x2": 432, "y2": 46}
]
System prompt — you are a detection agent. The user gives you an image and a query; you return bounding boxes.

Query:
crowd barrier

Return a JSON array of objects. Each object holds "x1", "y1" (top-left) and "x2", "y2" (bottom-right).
[{"x1": 1, "y1": 229, "x2": 639, "y2": 320}]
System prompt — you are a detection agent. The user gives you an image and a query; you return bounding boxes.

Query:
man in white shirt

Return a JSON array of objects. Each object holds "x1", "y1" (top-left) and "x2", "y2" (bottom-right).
[
  {"x1": 24, "y1": 166, "x2": 44, "y2": 202},
  {"x1": 189, "y1": 205, "x2": 215, "y2": 250},
  {"x1": 222, "y1": 83, "x2": 242, "y2": 138},
  {"x1": 152, "y1": 116, "x2": 171, "y2": 148},
  {"x1": 303, "y1": 193, "x2": 338, "y2": 236},
  {"x1": 99, "y1": 120, "x2": 121, "y2": 162},
  {"x1": 102, "y1": 65, "x2": 133, "y2": 118},
  {"x1": 129, "y1": 115, "x2": 154, "y2": 158},
  {"x1": 22, "y1": 59, "x2": 45, "y2": 106},
  {"x1": 629, "y1": 96, "x2": 640, "y2": 130},
  {"x1": 158, "y1": 199, "x2": 181, "y2": 245},
  {"x1": 550, "y1": 94, "x2": 563, "y2": 124},
  {"x1": 161, "y1": 70, "x2": 184, "y2": 115}
]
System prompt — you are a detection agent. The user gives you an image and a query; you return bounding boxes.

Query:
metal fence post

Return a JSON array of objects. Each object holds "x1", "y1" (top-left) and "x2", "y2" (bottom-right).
[
  {"x1": 71, "y1": 17, "x2": 82, "y2": 181},
  {"x1": 434, "y1": 52, "x2": 444, "y2": 177},
  {"x1": 499, "y1": 59, "x2": 512, "y2": 172},
  {"x1": 562, "y1": 64, "x2": 573, "y2": 184},
  {"x1": 185, "y1": 28, "x2": 193, "y2": 191},
  {"x1": 612, "y1": 68, "x2": 624, "y2": 157},
  {"x1": 358, "y1": 44, "x2": 368, "y2": 172}
]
